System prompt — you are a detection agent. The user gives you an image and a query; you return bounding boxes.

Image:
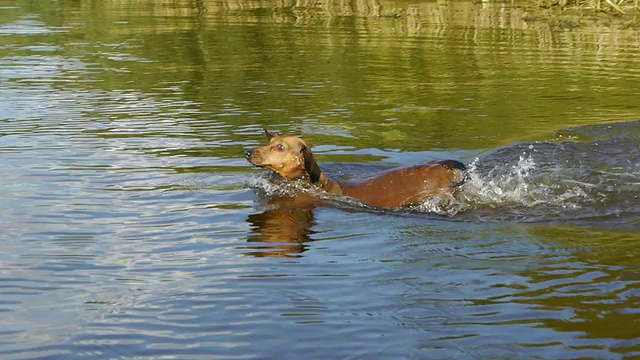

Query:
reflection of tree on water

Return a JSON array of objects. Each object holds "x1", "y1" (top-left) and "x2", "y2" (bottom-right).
[
  {"x1": 243, "y1": 195, "x2": 318, "y2": 258},
  {"x1": 38, "y1": 0, "x2": 640, "y2": 155}
]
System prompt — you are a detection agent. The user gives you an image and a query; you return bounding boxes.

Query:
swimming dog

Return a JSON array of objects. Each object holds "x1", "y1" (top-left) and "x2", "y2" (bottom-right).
[{"x1": 245, "y1": 130, "x2": 466, "y2": 208}]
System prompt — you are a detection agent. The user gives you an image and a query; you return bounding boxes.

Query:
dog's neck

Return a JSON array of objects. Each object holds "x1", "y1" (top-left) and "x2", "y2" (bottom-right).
[
  {"x1": 312, "y1": 172, "x2": 343, "y2": 195},
  {"x1": 303, "y1": 149, "x2": 343, "y2": 195}
]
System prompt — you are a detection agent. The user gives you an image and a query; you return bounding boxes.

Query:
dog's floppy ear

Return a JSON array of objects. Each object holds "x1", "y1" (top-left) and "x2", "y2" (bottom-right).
[
  {"x1": 300, "y1": 142, "x2": 321, "y2": 184},
  {"x1": 263, "y1": 128, "x2": 279, "y2": 141}
]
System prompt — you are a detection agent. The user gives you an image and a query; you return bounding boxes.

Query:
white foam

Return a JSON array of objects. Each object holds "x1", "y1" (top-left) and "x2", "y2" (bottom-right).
[
  {"x1": 246, "y1": 173, "x2": 328, "y2": 200},
  {"x1": 446, "y1": 153, "x2": 602, "y2": 219},
  {"x1": 463, "y1": 155, "x2": 538, "y2": 206}
]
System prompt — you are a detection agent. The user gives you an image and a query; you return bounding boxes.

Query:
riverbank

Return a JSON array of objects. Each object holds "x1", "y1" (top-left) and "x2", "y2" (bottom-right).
[
  {"x1": 528, "y1": 0, "x2": 639, "y2": 15},
  {"x1": 82, "y1": 0, "x2": 640, "y2": 31},
  {"x1": 522, "y1": 0, "x2": 639, "y2": 29}
]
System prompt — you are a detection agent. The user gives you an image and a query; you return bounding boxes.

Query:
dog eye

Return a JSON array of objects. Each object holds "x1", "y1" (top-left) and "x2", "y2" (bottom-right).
[{"x1": 275, "y1": 144, "x2": 286, "y2": 151}]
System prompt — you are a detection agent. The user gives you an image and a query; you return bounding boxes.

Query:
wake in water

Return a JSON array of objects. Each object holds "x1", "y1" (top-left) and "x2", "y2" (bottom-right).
[
  {"x1": 248, "y1": 122, "x2": 640, "y2": 226},
  {"x1": 457, "y1": 122, "x2": 640, "y2": 224},
  {"x1": 455, "y1": 151, "x2": 597, "y2": 220}
]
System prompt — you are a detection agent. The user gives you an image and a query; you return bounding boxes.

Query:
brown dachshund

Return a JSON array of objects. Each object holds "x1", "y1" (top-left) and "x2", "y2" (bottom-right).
[{"x1": 244, "y1": 130, "x2": 466, "y2": 208}]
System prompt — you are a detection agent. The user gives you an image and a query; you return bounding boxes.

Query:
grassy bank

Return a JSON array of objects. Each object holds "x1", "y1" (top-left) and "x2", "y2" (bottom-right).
[
  {"x1": 528, "y1": 0, "x2": 639, "y2": 14},
  {"x1": 521, "y1": 0, "x2": 639, "y2": 30},
  {"x1": 31, "y1": 0, "x2": 639, "y2": 32}
]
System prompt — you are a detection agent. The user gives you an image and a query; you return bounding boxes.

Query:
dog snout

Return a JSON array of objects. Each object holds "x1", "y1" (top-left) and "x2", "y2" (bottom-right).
[{"x1": 244, "y1": 149, "x2": 254, "y2": 159}]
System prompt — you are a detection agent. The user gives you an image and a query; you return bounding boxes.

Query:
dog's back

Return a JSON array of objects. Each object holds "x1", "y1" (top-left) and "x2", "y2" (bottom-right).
[{"x1": 340, "y1": 161, "x2": 466, "y2": 208}]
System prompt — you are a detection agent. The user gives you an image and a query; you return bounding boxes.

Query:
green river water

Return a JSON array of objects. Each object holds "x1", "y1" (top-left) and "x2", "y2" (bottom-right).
[{"x1": 1, "y1": 1, "x2": 640, "y2": 359}]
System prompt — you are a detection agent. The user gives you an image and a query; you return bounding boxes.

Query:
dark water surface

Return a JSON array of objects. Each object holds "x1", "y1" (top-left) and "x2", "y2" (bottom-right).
[{"x1": 1, "y1": 1, "x2": 640, "y2": 359}]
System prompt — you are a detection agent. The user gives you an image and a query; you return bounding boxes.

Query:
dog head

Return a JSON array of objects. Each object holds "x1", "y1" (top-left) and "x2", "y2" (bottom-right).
[{"x1": 245, "y1": 129, "x2": 321, "y2": 182}]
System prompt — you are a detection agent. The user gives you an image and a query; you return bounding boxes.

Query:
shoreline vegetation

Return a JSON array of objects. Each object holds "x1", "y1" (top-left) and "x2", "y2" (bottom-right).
[
  {"x1": 529, "y1": 0, "x2": 639, "y2": 15},
  {"x1": 523, "y1": 0, "x2": 639, "y2": 28},
  {"x1": 89, "y1": 0, "x2": 638, "y2": 29}
]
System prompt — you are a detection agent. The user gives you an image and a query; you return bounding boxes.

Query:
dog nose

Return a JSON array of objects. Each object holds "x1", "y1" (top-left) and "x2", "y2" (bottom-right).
[{"x1": 244, "y1": 149, "x2": 253, "y2": 159}]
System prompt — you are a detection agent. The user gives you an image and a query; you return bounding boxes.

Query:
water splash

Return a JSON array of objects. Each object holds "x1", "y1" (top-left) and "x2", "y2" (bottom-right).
[
  {"x1": 451, "y1": 127, "x2": 640, "y2": 223},
  {"x1": 465, "y1": 154, "x2": 537, "y2": 205},
  {"x1": 247, "y1": 173, "x2": 318, "y2": 198},
  {"x1": 449, "y1": 152, "x2": 595, "y2": 219},
  {"x1": 410, "y1": 151, "x2": 570, "y2": 217}
]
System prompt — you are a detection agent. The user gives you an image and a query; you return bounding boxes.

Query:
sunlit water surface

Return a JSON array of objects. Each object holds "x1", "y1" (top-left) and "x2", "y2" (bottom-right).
[{"x1": 1, "y1": 1, "x2": 640, "y2": 359}]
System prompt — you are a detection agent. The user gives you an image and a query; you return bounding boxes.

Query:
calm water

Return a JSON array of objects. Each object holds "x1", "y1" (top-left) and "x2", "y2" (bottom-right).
[{"x1": 1, "y1": 0, "x2": 640, "y2": 359}]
